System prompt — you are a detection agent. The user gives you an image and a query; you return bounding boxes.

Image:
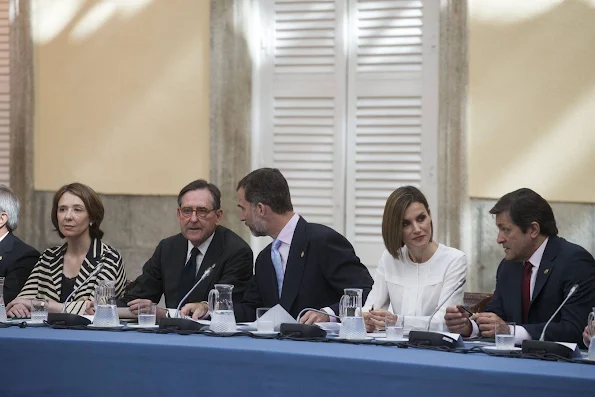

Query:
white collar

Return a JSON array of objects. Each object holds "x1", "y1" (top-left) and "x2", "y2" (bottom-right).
[
  {"x1": 527, "y1": 237, "x2": 549, "y2": 269},
  {"x1": 186, "y1": 230, "x2": 215, "y2": 258},
  {"x1": 276, "y1": 213, "x2": 300, "y2": 247}
]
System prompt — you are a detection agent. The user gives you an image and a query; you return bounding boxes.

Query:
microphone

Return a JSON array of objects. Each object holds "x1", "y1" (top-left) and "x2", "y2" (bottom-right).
[
  {"x1": 159, "y1": 263, "x2": 216, "y2": 332},
  {"x1": 539, "y1": 284, "x2": 578, "y2": 341},
  {"x1": 409, "y1": 278, "x2": 467, "y2": 349},
  {"x1": 281, "y1": 308, "x2": 337, "y2": 340},
  {"x1": 522, "y1": 284, "x2": 580, "y2": 358},
  {"x1": 175, "y1": 263, "x2": 216, "y2": 318},
  {"x1": 47, "y1": 256, "x2": 106, "y2": 327},
  {"x1": 426, "y1": 278, "x2": 466, "y2": 331},
  {"x1": 61, "y1": 262, "x2": 105, "y2": 313}
]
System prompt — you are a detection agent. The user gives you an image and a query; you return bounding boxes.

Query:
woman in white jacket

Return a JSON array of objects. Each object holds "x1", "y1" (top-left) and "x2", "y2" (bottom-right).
[{"x1": 363, "y1": 186, "x2": 468, "y2": 332}]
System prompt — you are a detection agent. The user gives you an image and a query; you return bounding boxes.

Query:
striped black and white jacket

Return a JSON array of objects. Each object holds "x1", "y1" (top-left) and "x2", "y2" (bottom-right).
[{"x1": 17, "y1": 239, "x2": 127, "y2": 314}]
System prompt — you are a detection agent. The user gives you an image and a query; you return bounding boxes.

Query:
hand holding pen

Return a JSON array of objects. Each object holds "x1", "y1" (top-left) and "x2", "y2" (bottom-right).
[{"x1": 444, "y1": 305, "x2": 474, "y2": 337}]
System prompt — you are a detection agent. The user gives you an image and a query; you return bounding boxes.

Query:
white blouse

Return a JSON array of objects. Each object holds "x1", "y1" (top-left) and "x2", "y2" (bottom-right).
[{"x1": 363, "y1": 243, "x2": 468, "y2": 331}]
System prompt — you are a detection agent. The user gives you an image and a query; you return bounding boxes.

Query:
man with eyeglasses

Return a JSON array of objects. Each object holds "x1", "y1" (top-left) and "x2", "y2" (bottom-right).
[
  {"x1": 120, "y1": 180, "x2": 253, "y2": 320},
  {"x1": 180, "y1": 168, "x2": 373, "y2": 324}
]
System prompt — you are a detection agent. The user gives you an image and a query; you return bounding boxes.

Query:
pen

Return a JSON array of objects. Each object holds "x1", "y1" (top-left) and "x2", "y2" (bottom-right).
[{"x1": 460, "y1": 305, "x2": 474, "y2": 316}]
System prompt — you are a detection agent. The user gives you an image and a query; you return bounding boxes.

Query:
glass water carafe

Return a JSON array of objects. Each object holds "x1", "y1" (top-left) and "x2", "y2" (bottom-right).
[
  {"x1": 0, "y1": 277, "x2": 6, "y2": 322},
  {"x1": 208, "y1": 284, "x2": 236, "y2": 333},
  {"x1": 339, "y1": 288, "x2": 366, "y2": 340},
  {"x1": 93, "y1": 280, "x2": 119, "y2": 327}
]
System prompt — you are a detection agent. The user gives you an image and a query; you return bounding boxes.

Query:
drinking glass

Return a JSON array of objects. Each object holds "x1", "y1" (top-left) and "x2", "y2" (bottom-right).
[
  {"x1": 0, "y1": 277, "x2": 6, "y2": 322},
  {"x1": 385, "y1": 313, "x2": 404, "y2": 341},
  {"x1": 256, "y1": 307, "x2": 274, "y2": 333},
  {"x1": 587, "y1": 307, "x2": 595, "y2": 360},
  {"x1": 30, "y1": 299, "x2": 48, "y2": 323},
  {"x1": 138, "y1": 303, "x2": 157, "y2": 327},
  {"x1": 495, "y1": 322, "x2": 515, "y2": 349}
]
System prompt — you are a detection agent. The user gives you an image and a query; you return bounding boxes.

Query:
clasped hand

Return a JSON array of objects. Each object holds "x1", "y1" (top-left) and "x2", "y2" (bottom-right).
[
  {"x1": 363, "y1": 309, "x2": 393, "y2": 332},
  {"x1": 6, "y1": 298, "x2": 32, "y2": 318},
  {"x1": 127, "y1": 299, "x2": 167, "y2": 319}
]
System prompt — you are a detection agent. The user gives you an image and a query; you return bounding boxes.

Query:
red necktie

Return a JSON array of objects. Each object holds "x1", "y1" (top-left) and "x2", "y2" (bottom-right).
[{"x1": 522, "y1": 261, "x2": 532, "y2": 323}]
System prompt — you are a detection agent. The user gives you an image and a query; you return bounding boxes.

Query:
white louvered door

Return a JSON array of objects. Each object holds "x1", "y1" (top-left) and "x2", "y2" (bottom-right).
[
  {"x1": 256, "y1": 0, "x2": 439, "y2": 269},
  {"x1": 0, "y1": 0, "x2": 9, "y2": 186},
  {"x1": 258, "y1": 0, "x2": 347, "y2": 232},
  {"x1": 345, "y1": 0, "x2": 439, "y2": 269},
  {"x1": 346, "y1": 0, "x2": 439, "y2": 268}
]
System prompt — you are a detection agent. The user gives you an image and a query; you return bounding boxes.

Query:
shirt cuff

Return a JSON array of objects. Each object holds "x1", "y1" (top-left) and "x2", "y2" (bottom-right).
[
  {"x1": 321, "y1": 307, "x2": 337, "y2": 323},
  {"x1": 197, "y1": 302, "x2": 210, "y2": 320},
  {"x1": 514, "y1": 325, "x2": 531, "y2": 345},
  {"x1": 470, "y1": 319, "x2": 480, "y2": 338}
]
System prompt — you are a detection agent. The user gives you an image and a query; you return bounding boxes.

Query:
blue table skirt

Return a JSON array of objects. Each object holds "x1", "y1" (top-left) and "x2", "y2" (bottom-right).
[{"x1": 1, "y1": 327, "x2": 594, "y2": 397}]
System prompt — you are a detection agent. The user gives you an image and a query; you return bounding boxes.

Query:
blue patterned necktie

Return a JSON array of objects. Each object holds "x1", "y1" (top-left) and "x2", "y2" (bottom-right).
[{"x1": 271, "y1": 239, "x2": 284, "y2": 298}]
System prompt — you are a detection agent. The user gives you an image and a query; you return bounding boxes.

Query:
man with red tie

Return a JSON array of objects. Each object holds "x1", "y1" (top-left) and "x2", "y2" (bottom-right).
[{"x1": 445, "y1": 188, "x2": 595, "y2": 346}]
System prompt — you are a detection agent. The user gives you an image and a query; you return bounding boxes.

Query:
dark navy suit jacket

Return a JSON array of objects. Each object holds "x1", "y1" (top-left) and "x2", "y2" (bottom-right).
[
  {"x1": 235, "y1": 216, "x2": 373, "y2": 322},
  {"x1": 485, "y1": 236, "x2": 595, "y2": 344}
]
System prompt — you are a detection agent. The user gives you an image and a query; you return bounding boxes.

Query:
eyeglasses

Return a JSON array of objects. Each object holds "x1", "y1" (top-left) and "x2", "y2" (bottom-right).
[{"x1": 179, "y1": 207, "x2": 216, "y2": 219}]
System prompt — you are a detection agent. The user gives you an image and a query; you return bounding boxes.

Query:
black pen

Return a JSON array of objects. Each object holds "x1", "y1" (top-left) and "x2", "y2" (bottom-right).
[{"x1": 460, "y1": 305, "x2": 474, "y2": 316}]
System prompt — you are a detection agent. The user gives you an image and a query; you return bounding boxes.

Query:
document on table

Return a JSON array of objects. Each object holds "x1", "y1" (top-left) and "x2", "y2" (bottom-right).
[{"x1": 249, "y1": 304, "x2": 296, "y2": 331}]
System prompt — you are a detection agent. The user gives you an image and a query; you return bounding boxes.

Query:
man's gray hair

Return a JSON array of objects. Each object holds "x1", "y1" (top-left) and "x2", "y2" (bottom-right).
[{"x1": 0, "y1": 184, "x2": 20, "y2": 231}]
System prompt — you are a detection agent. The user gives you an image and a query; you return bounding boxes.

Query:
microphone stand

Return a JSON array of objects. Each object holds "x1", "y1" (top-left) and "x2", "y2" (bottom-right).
[
  {"x1": 408, "y1": 279, "x2": 467, "y2": 348},
  {"x1": 521, "y1": 284, "x2": 579, "y2": 358},
  {"x1": 47, "y1": 260, "x2": 106, "y2": 327},
  {"x1": 159, "y1": 264, "x2": 216, "y2": 331}
]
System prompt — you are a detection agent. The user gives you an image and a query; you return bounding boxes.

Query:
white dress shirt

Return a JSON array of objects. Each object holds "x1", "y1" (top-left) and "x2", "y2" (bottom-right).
[
  {"x1": 364, "y1": 244, "x2": 468, "y2": 331},
  {"x1": 185, "y1": 232, "x2": 215, "y2": 276},
  {"x1": 471, "y1": 237, "x2": 549, "y2": 344},
  {"x1": 275, "y1": 213, "x2": 300, "y2": 272}
]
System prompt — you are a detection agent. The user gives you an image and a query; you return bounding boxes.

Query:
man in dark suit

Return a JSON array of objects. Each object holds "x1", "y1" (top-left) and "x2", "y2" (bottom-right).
[
  {"x1": 121, "y1": 180, "x2": 253, "y2": 319},
  {"x1": 0, "y1": 185, "x2": 40, "y2": 304},
  {"x1": 181, "y1": 168, "x2": 373, "y2": 323},
  {"x1": 445, "y1": 188, "x2": 595, "y2": 345}
]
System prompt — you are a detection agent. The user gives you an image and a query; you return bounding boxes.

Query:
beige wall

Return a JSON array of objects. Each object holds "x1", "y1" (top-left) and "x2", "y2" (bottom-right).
[
  {"x1": 32, "y1": 0, "x2": 210, "y2": 195},
  {"x1": 468, "y1": 0, "x2": 595, "y2": 203}
]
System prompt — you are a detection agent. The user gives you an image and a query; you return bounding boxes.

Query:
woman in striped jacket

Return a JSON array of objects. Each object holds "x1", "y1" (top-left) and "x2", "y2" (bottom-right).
[{"x1": 6, "y1": 183, "x2": 127, "y2": 316}]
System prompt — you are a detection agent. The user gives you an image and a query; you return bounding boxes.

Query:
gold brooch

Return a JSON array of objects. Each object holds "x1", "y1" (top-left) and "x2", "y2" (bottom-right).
[
  {"x1": 544, "y1": 269, "x2": 550, "y2": 274},
  {"x1": 301, "y1": 251, "x2": 304, "y2": 258}
]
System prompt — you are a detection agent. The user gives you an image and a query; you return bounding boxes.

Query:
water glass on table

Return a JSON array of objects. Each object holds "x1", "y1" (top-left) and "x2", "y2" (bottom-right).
[
  {"x1": 256, "y1": 307, "x2": 274, "y2": 332},
  {"x1": 495, "y1": 322, "x2": 515, "y2": 349},
  {"x1": 30, "y1": 299, "x2": 48, "y2": 323},
  {"x1": 138, "y1": 303, "x2": 157, "y2": 327},
  {"x1": 587, "y1": 307, "x2": 595, "y2": 360},
  {"x1": 385, "y1": 313, "x2": 404, "y2": 341}
]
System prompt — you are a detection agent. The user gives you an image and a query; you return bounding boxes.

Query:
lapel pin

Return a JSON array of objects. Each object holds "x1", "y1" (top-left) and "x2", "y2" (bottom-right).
[
  {"x1": 0, "y1": 256, "x2": 2, "y2": 260},
  {"x1": 300, "y1": 251, "x2": 304, "y2": 258},
  {"x1": 544, "y1": 269, "x2": 549, "y2": 275}
]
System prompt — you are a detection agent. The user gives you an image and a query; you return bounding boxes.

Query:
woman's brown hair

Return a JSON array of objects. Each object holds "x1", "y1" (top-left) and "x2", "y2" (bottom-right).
[
  {"x1": 382, "y1": 186, "x2": 433, "y2": 259},
  {"x1": 51, "y1": 183, "x2": 105, "y2": 240}
]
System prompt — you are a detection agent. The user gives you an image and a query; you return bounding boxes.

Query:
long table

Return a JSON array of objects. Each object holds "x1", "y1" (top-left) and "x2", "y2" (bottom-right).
[{"x1": 1, "y1": 326, "x2": 594, "y2": 396}]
